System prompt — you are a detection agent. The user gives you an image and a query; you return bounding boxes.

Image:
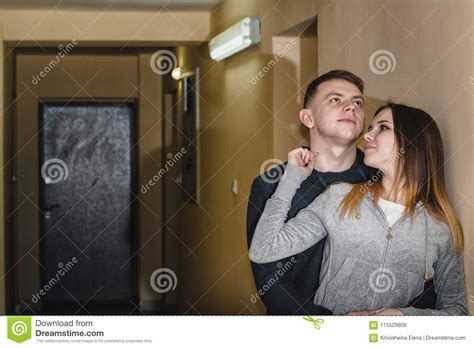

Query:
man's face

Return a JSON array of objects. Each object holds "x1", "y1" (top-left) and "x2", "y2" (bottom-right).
[{"x1": 306, "y1": 79, "x2": 365, "y2": 144}]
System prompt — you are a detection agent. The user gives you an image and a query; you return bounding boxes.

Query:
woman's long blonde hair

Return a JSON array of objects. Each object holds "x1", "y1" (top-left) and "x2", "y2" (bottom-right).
[{"x1": 339, "y1": 103, "x2": 464, "y2": 254}]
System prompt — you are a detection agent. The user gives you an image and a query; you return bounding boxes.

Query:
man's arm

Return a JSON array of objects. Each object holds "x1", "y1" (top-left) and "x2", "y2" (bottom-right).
[{"x1": 246, "y1": 172, "x2": 332, "y2": 315}]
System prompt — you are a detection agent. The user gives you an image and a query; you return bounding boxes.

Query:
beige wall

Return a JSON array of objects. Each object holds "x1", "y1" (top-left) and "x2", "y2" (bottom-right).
[
  {"x1": 272, "y1": 35, "x2": 318, "y2": 161},
  {"x1": 177, "y1": 0, "x2": 473, "y2": 314},
  {"x1": 1, "y1": 8, "x2": 210, "y2": 45},
  {"x1": 177, "y1": 47, "x2": 274, "y2": 314}
]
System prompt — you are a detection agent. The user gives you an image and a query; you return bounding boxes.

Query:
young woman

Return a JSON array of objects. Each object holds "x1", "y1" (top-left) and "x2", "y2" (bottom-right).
[{"x1": 249, "y1": 103, "x2": 468, "y2": 315}]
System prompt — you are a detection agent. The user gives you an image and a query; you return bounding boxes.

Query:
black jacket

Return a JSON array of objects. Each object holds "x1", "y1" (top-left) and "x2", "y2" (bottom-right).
[{"x1": 246, "y1": 149, "x2": 437, "y2": 314}]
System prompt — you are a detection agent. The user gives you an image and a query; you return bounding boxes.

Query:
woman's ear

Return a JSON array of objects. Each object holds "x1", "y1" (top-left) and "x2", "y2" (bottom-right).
[{"x1": 299, "y1": 108, "x2": 315, "y2": 129}]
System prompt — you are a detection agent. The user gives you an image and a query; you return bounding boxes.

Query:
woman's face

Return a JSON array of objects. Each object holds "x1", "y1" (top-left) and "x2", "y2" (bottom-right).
[{"x1": 363, "y1": 108, "x2": 400, "y2": 174}]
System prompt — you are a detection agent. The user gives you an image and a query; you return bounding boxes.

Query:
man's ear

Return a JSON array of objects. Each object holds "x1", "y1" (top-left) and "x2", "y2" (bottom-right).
[{"x1": 299, "y1": 108, "x2": 315, "y2": 129}]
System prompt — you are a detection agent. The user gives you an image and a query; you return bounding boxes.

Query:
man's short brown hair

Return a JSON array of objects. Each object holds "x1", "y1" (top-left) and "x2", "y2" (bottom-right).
[{"x1": 303, "y1": 70, "x2": 364, "y2": 108}]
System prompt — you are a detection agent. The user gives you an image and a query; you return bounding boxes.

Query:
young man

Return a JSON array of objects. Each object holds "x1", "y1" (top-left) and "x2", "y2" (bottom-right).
[{"x1": 247, "y1": 70, "x2": 437, "y2": 315}]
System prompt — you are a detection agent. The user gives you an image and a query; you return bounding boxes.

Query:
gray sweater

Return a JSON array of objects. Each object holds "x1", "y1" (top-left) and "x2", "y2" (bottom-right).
[{"x1": 249, "y1": 164, "x2": 468, "y2": 315}]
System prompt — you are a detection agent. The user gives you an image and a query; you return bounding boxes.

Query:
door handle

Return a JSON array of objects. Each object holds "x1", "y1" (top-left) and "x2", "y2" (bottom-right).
[{"x1": 44, "y1": 204, "x2": 60, "y2": 220}]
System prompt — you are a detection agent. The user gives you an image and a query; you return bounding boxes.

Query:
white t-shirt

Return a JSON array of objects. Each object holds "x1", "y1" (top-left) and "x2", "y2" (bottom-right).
[{"x1": 378, "y1": 197, "x2": 405, "y2": 227}]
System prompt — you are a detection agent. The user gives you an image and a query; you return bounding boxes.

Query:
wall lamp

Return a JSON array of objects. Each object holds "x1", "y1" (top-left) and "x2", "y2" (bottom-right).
[{"x1": 171, "y1": 67, "x2": 195, "y2": 80}]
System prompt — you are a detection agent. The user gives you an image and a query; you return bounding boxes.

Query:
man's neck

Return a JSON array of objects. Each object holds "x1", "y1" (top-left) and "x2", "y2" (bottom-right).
[{"x1": 309, "y1": 137, "x2": 358, "y2": 173}]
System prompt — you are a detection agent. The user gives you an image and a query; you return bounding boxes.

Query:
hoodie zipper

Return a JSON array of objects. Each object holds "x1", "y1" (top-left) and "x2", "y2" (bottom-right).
[{"x1": 371, "y1": 201, "x2": 405, "y2": 308}]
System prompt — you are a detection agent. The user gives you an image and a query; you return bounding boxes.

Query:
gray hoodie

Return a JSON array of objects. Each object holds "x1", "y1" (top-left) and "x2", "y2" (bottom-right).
[{"x1": 249, "y1": 164, "x2": 468, "y2": 315}]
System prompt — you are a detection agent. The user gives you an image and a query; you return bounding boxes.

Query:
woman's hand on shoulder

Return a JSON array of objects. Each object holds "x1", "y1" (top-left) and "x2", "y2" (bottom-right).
[{"x1": 287, "y1": 147, "x2": 318, "y2": 177}]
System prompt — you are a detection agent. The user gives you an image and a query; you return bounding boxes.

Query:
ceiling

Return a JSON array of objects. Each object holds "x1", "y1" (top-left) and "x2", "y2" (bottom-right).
[{"x1": 0, "y1": 0, "x2": 221, "y2": 10}]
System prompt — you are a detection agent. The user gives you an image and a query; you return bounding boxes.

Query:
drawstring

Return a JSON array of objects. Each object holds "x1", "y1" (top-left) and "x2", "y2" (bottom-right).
[{"x1": 423, "y1": 209, "x2": 430, "y2": 281}]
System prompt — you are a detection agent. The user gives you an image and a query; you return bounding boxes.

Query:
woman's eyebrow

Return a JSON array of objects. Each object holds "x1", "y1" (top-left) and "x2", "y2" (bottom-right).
[{"x1": 367, "y1": 119, "x2": 391, "y2": 129}]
